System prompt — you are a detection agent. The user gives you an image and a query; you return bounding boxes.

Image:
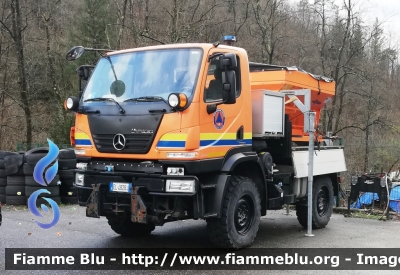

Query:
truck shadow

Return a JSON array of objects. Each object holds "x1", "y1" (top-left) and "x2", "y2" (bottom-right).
[{"x1": 99, "y1": 216, "x2": 306, "y2": 249}]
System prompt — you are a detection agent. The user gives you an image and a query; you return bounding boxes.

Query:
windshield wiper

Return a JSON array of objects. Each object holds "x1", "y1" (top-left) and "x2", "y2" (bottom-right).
[
  {"x1": 124, "y1": 96, "x2": 168, "y2": 104},
  {"x1": 84, "y1": 97, "x2": 125, "y2": 114}
]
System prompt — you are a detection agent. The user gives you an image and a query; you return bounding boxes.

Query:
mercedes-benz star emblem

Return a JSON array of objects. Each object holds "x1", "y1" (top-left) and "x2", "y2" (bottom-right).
[{"x1": 113, "y1": 133, "x2": 126, "y2": 151}]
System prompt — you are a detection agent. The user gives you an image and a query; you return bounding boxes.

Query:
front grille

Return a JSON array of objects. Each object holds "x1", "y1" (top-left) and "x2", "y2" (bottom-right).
[{"x1": 92, "y1": 133, "x2": 154, "y2": 154}]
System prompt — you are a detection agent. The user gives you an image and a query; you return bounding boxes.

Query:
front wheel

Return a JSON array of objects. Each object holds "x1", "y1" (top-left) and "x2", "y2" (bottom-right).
[
  {"x1": 206, "y1": 176, "x2": 261, "y2": 249},
  {"x1": 296, "y1": 176, "x2": 334, "y2": 229}
]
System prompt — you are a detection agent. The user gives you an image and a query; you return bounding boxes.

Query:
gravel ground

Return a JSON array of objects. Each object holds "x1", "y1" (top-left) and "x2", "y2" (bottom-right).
[{"x1": 1, "y1": 204, "x2": 400, "y2": 275}]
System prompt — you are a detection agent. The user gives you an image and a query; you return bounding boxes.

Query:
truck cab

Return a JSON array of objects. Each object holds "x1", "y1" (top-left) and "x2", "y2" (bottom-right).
[{"x1": 65, "y1": 42, "x2": 346, "y2": 249}]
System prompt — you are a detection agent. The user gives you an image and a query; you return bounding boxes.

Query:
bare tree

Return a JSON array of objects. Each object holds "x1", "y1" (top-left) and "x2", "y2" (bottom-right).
[{"x1": 0, "y1": 0, "x2": 33, "y2": 148}]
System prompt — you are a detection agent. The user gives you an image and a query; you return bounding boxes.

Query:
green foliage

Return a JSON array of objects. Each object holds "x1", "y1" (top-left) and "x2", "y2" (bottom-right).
[
  {"x1": 67, "y1": 0, "x2": 117, "y2": 66},
  {"x1": 48, "y1": 111, "x2": 75, "y2": 146}
]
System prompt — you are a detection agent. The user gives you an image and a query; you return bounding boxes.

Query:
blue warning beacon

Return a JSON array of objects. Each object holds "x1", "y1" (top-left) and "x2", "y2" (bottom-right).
[{"x1": 222, "y1": 35, "x2": 236, "y2": 46}]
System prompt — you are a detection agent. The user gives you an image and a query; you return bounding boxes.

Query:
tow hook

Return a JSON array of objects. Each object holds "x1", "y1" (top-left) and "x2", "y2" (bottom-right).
[
  {"x1": 86, "y1": 184, "x2": 101, "y2": 218},
  {"x1": 131, "y1": 186, "x2": 147, "y2": 223}
]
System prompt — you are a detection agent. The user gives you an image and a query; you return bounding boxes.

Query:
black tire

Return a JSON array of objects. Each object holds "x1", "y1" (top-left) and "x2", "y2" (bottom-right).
[
  {"x1": 58, "y1": 169, "x2": 75, "y2": 179},
  {"x1": 0, "y1": 187, "x2": 5, "y2": 194},
  {"x1": 58, "y1": 159, "x2": 77, "y2": 170},
  {"x1": 60, "y1": 186, "x2": 77, "y2": 196},
  {"x1": 25, "y1": 186, "x2": 60, "y2": 197},
  {"x1": 24, "y1": 148, "x2": 49, "y2": 163},
  {"x1": 23, "y1": 163, "x2": 35, "y2": 175},
  {"x1": 0, "y1": 169, "x2": 6, "y2": 177},
  {"x1": 25, "y1": 153, "x2": 49, "y2": 165},
  {"x1": 6, "y1": 186, "x2": 25, "y2": 196},
  {"x1": 61, "y1": 196, "x2": 78, "y2": 204},
  {"x1": 25, "y1": 175, "x2": 60, "y2": 187},
  {"x1": 106, "y1": 214, "x2": 155, "y2": 237},
  {"x1": 0, "y1": 178, "x2": 6, "y2": 187},
  {"x1": 206, "y1": 176, "x2": 261, "y2": 249},
  {"x1": 61, "y1": 179, "x2": 74, "y2": 187},
  {"x1": 58, "y1": 149, "x2": 76, "y2": 159},
  {"x1": 0, "y1": 194, "x2": 5, "y2": 203},
  {"x1": 7, "y1": 176, "x2": 25, "y2": 186},
  {"x1": 0, "y1": 151, "x2": 19, "y2": 160},
  {"x1": 0, "y1": 160, "x2": 4, "y2": 169},
  {"x1": 6, "y1": 196, "x2": 26, "y2": 205},
  {"x1": 6, "y1": 165, "x2": 24, "y2": 176},
  {"x1": 296, "y1": 176, "x2": 334, "y2": 229},
  {"x1": 27, "y1": 196, "x2": 61, "y2": 207}
]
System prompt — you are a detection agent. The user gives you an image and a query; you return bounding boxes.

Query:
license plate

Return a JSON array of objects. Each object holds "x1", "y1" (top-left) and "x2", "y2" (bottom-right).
[{"x1": 109, "y1": 182, "x2": 132, "y2": 193}]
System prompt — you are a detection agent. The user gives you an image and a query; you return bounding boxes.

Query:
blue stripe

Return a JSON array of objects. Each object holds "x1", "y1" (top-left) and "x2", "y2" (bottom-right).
[
  {"x1": 75, "y1": 139, "x2": 92, "y2": 145},
  {"x1": 157, "y1": 141, "x2": 186, "y2": 148},
  {"x1": 200, "y1": 139, "x2": 252, "y2": 146}
]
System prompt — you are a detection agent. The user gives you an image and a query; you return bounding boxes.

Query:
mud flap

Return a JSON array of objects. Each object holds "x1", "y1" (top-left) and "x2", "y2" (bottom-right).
[
  {"x1": 86, "y1": 184, "x2": 101, "y2": 218},
  {"x1": 131, "y1": 186, "x2": 147, "y2": 223}
]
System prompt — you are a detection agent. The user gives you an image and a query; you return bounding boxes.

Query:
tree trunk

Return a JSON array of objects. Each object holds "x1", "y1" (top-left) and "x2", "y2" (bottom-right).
[
  {"x1": 116, "y1": 0, "x2": 128, "y2": 50},
  {"x1": 364, "y1": 128, "x2": 369, "y2": 173},
  {"x1": 11, "y1": 0, "x2": 32, "y2": 149}
]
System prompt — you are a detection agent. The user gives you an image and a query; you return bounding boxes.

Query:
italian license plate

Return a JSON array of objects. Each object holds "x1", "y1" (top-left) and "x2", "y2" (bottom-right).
[{"x1": 109, "y1": 182, "x2": 132, "y2": 193}]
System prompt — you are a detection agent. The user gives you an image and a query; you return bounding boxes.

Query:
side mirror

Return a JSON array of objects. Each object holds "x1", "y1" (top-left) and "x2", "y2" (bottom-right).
[
  {"x1": 66, "y1": 46, "x2": 85, "y2": 61},
  {"x1": 76, "y1": 65, "x2": 93, "y2": 81},
  {"x1": 222, "y1": 70, "x2": 236, "y2": 104},
  {"x1": 219, "y1": 53, "x2": 237, "y2": 70}
]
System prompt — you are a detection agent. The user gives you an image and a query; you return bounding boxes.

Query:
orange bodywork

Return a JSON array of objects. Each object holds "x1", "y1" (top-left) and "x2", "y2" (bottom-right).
[
  {"x1": 72, "y1": 43, "x2": 335, "y2": 161},
  {"x1": 250, "y1": 70, "x2": 335, "y2": 142}
]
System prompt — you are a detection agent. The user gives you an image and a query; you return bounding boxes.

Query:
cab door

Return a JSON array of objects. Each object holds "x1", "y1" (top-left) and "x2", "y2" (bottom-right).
[{"x1": 198, "y1": 49, "x2": 248, "y2": 160}]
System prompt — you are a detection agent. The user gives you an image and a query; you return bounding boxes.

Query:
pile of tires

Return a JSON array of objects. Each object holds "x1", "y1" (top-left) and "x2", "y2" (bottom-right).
[
  {"x1": 2, "y1": 151, "x2": 25, "y2": 205},
  {"x1": 58, "y1": 148, "x2": 77, "y2": 204},
  {"x1": 0, "y1": 151, "x2": 16, "y2": 204},
  {"x1": 23, "y1": 148, "x2": 61, "y2": 206},
  {"x1": 0, "y1": 147, "x2": 78, "y2": 205}
]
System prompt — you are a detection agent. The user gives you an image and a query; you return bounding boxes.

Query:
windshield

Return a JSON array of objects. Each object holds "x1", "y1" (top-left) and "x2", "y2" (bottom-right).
[{"x1": 82, "y1": 48, "x2": 203, "y2": 103}]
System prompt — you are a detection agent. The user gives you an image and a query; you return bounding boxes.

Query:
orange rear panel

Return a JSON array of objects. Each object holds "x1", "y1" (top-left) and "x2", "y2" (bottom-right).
[{"x1": 250, "y1": 69, "x2": 335, "y2": 142}]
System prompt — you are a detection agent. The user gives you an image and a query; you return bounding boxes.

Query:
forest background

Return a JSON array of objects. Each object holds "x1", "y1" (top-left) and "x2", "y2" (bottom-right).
[{"x1": 1, "y1": 0, "x2": 400, "y2": 190}]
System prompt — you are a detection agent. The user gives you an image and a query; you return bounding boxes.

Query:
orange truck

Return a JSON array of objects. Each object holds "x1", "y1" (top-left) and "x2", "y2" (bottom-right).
[{"x1": 64, "y1": 41, "x2": 346, "y2": 249}]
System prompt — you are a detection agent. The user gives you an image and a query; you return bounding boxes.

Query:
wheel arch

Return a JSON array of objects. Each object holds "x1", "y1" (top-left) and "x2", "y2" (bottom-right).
[
  {"x1": 230, "y1": 160, "x2": 267, "y2": 216},
  {"x1": 221, "y1": 152, "x2": 266, "y2": 216},
  {"x1": 206, "y1": 152, "x2": 267, "y2": 219}
]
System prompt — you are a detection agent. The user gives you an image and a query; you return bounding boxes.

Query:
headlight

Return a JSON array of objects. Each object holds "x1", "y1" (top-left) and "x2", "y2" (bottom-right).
[
  {"x1": 168, "y1": 93, "x2": 187, "y2": 109},
  {"x1": 66, "y1": 98, "x2": 74, "y2": 109},
  {"x1": 168, "y1": 94, "x2": 179, "y2": 107},
  {"x1": 167, "y1": 167, "x2": 184, "y2": 175},
  {"x1": 64, "y1": 96, "x2": 80, "y2": 111},
  {"x1": 75, "y1": 173, "x2": 84, "y2": 186},
  {"x1": 166, "y1": 179, "x2": 195, "y2": 193}
]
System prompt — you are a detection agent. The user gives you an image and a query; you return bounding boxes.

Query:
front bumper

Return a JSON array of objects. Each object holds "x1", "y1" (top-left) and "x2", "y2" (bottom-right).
[{"x1": 74, "y1": 169, "x2": 201, "y2": 223}]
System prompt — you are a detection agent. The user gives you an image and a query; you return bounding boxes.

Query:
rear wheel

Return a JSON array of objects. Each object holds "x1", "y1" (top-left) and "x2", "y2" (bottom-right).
[
  {"x1": 206, "y1": 176, "x2": 261, "y2": 249},
  {"x1": 106, "y1": 214, "x2": 155, "y2": 237},
  {"x1": 296, "y1": 176, "x2": 334, "y2": 229}
]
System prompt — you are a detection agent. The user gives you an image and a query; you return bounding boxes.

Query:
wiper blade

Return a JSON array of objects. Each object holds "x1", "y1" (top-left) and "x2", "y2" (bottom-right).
[
  {"x1": 84, "y1": 97, "x2": 125, "y2": 114},
  {"x1": 148, "y1": 109, "x2": 166, "y2": 113},
  {"x1": 84, "y1": 97, "x2": 107, "y2": 102},
  {"x1": 124, "y1": 96, "x2": 167, "y2": 103}
]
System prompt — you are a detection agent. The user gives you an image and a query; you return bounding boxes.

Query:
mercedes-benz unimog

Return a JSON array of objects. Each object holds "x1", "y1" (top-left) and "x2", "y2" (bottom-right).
[{"x1": 64, "y1": 40, "x2": 346, "y2": 249}]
